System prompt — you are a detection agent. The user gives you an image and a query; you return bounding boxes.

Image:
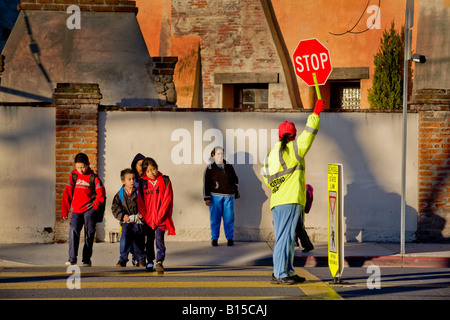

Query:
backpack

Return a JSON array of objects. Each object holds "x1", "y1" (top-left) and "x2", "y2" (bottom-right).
[
  {"x1": 118, "y1": 186, "x2": 126, "y2": 203},
  {"x1": 72, "y1": 173, "x2": 105, "y2": 223},
  {"x1": 118, "y1": 186, "x2": 139, "y2": 203},
  {"x1": 305, "y1": 184, "x2": 314, "y2": 214}
]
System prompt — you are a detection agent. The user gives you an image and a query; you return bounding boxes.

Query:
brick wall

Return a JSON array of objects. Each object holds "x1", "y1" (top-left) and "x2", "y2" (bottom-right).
[
  {"x1": 171, "y1": 0, "x2": 280, "y2": 108},
  {"x1": 53, "y1": 83, "x2": 102, "y2": 242},
  {"x1": 19, "y1": 0, "x2": 138, "y2": 13},
  {"x1": 411, "y1": 89, "x2": 450, "y2": 241}
]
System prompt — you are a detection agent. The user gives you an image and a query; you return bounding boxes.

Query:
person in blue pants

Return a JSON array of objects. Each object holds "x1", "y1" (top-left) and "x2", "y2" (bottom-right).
[
  {"x1": 203, "y1": 146, "x2": 239, "y2": 246},
  {"x1": 262, "y1": 99, "x2": 324, "y2": 284},
  {"x1": 272, "y1": 204, "x2": 301, "y2": 280},
  {"x1": 209, "y1": 194, "x2": 235, "y2": 244}
]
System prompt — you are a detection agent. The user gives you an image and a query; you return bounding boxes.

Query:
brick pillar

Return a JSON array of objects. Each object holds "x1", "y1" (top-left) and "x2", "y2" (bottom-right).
[
  {"x1": 410, "y1": 89, "x2": 450, "y2": 242},
  {"x1": 53, "y1": 83, "x2": 102, "y2": 243},
  {"x1": 151, "y1": 56, "x2": 178, "y2": 106}
]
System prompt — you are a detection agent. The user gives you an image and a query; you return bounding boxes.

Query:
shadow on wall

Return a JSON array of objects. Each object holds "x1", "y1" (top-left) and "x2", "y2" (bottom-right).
[
  {"x1": 0, "y1": 107, "x2": 55, "y2": 242},
  {"x1": 0, "y1": 12, "x2": 53, "y2": 102},
  {"x1": 95, "y1": 112, "x2": 271, "y2": 242},
  {"x1": 194, "y1": 118, "x2": 269, "y2": 242},
  {"x1": 345, "y1": 183, "x2": 417, "y2": 242},
  {"x1": 231, "y1": 152, "x2": 268, "y2": 241},
  {"x1": 94, "y1": 110, "x2": 429, "y2": 243},
  {"x1": 319, "y1": 113, "x2": 418, "y2": 242},
  {"x1": 417, "y1": 170, "x2": 449, "y2": 242},
  {"x1": 96, "y1": 110, "x2": 107, "y2": 241}
]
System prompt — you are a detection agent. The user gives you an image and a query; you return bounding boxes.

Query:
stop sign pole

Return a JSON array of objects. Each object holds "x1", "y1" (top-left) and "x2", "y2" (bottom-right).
[
  {"x1": 312, "y1": 73, "x2": 322, "y2": 99},
  {"x1": 293, "y1": 38, "x2": 332, "y2": 101}
]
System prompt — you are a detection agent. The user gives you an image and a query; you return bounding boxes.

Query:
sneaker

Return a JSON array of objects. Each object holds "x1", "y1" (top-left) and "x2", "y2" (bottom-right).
[
  {"x1": 227, "y1": 239, "x2": 234, "y2": 246},
  {"x1": 290, "y1": 274, "x2": 306, "y2": 283},
  {"x1": 271, "y1": 273, "x2": 305, "y2": 284},
  {"x1": 82, "y1": 261, "x2": 92, "y2": 267},
  {"x1": 155, "y1": 262, "x2": 164, "y2": 274},
  {"x1": 271, "y1": 276, "x2": 296, "y2": 285},
  {"x1": 146, "y1": 262, "x2": 154, "y2": 272},
  {"x1": 302, "y1": 245, "x2": 314, "y2": 252},
  {"x1": 211, "y1": 239, "x2": 218, "y2": 247},
  {"x1": 116, "y1": 260, "x2": 126, "y2": 267},
  {"x1": 65, "y1": 258, "x2": 77, "y2": 266}
]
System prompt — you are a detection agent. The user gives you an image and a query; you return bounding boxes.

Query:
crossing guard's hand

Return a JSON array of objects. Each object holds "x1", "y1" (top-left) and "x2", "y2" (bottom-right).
[{"x1": 314, "y1": 99, "x2": 325, "y2": 115}]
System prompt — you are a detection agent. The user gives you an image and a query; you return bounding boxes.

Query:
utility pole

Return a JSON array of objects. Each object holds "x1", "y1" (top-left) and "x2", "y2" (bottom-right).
[{"x1": 401, "y1": 0, "x2": 414, "y2": 255}]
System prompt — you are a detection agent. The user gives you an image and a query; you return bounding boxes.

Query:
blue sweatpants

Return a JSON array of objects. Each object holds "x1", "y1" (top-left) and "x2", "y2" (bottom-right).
[
  {"x1": 209, "y1": 194, "x2": 235, "y2": 241},
  {"x1": 272, "y1": 204, "x2": 301, "y2": 278}
]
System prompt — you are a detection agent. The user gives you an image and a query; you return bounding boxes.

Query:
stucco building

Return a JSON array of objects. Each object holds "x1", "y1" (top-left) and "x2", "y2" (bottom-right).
[
  {"x1": 136, "y1": 0, "x2": 419, "y2": 109},
  {"x1": 0, "y1": 1, "x2": 448, "y2": 243}
]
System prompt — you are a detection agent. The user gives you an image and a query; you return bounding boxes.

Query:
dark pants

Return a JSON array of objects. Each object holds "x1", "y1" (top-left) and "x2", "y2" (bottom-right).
[
  {"x1": 295, "y1": 214, "x2": 314, "y2": 250},
  {"x1": 68, "y1": 208, "x2": 96, "y2": 263},
  {"x1": 144, "y1": 224, "x2": 166, "y2": 263},
  {"x1": 119, "y1": 223, "x2": 145, "y2": 263}
]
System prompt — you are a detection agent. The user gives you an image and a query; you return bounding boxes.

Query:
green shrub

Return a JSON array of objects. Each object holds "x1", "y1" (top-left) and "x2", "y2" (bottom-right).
[{"x1": 368, "y1": 22, "x2": 403, "y2": 110}]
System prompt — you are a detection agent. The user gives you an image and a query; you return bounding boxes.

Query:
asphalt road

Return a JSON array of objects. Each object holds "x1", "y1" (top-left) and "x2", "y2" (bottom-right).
[
  {"x1": 307, "y1": 267, "x2": 450, "y2": 300},
  {"x1": 0, "y1": 265, "x2": 340, "y2": 300},
  {"x1": 0, "y1": 265, "x2": 448, "y2": 315}
]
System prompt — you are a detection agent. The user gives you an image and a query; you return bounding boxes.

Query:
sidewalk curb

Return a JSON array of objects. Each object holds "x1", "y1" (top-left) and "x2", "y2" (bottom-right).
[
  {"x1": 295, "y1": 255, "x2": 450, "y2": 268},
  {"x1": 1, "y1": 242, "x2": 449, "y2": 268},
  {"x1": 0, "y1": 259, "x2": 35, "y2": 267}
]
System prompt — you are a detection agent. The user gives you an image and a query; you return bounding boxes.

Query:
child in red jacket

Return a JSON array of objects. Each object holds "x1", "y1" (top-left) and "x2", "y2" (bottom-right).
[
  {"x1": 137, "y1": 157, "x2": 175, "y2": 273},
  {"x1": 61, "y1": 152, "x2": 105, "y2": 267}
]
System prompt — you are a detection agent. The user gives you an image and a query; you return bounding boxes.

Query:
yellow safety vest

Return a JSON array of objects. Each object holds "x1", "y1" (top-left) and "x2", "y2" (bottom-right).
[{"x1": 262, "y1": 114, "x2": 320, "y2": 210}]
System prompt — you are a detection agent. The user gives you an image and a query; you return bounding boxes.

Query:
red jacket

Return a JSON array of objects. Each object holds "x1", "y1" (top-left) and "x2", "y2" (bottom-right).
[
  {"x1": 61, "y1": 169, "x2": 106, "y2": 218},
  {"x1": 137, "y1": 172, "x2": 175, "y2": 235}
]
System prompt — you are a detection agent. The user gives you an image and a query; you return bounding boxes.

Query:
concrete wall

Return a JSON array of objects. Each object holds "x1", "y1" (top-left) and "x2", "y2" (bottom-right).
[
  {"x1": 414, "y1": 0, "x2": 450, "y2": 90},
  {"x1": 0, "y1": 106, "x2": 419, "y2": 243},
  {"x1": 0, "y1": 105, "x2": 55, "y2": 243},
  {"x1": 0, "y1": 10, "x2": 157, "y2": 106},
  {"x1": 99, "y1": 109, "x2": 419, "y2": 243}
]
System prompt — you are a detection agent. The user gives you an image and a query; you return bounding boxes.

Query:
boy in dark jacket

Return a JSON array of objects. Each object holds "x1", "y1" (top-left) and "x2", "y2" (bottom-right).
[{"x1": 111, "y1": 168, "x2": 146, "y2": 267}]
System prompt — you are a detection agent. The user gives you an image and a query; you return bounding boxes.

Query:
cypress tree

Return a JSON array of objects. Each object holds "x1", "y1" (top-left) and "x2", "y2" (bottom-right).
[{"x1": 368, "y1": 22, "x2": 403, "y2": 110}]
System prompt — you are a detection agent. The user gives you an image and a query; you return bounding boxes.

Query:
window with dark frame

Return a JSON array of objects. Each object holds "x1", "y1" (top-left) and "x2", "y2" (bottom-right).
[
  {"x1": 330, "y1": 81, "x2": 361, "y2": 109},
  {"x1": 235, "y1": 84, "x2": 269, "y2": 109}
]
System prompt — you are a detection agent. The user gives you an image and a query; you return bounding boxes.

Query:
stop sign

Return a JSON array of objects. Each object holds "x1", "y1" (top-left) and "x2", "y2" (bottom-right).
[{"x1": 293, "y1": 38, "x2": 332, "y2": 86}]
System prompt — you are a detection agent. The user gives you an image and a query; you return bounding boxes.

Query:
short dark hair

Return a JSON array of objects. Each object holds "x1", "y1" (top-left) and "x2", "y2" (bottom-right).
[
  {"x1": 142, "y1": 157, "x2": 158, "y2": 173},
  {"x1": 210, "y1": 146, "x2": 224, "y2": 157},
  {"x1": 74, "y1": 152, "x2": 89, "y2": 165},
  {"x1": 120, "y1": 168, "x2": 135, "y2": 181}
]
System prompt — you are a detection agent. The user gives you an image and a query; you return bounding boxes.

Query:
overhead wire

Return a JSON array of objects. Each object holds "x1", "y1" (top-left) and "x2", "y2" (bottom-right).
[{"x1": 329, "y1": 0, "x2": 381, "y2": 36}]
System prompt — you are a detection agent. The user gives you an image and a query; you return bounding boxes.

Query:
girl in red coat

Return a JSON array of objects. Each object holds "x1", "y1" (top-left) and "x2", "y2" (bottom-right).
[{"x1": 137, "y1": 157, "x2": 175, "y2": 273}]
